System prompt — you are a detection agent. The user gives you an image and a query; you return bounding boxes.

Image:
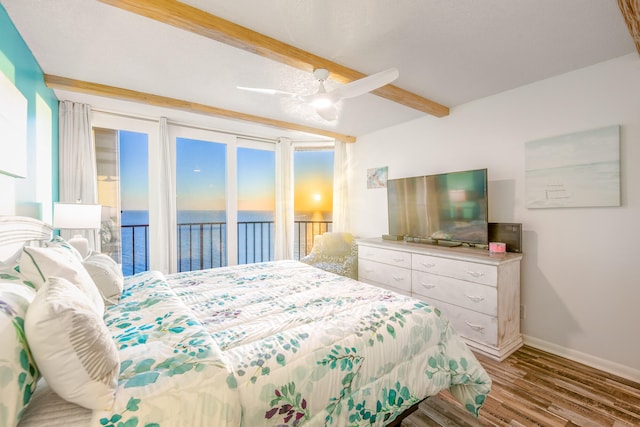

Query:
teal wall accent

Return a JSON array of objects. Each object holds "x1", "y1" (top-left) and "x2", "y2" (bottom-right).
[{"x1": 0, "y1": 5, "x2": 59, "y2": 215}]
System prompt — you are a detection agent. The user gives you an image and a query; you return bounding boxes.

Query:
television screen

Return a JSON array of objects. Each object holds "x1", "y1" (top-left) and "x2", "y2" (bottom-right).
[{"x1": 387, "y1": 168, "x2": 488, "y2": 246}]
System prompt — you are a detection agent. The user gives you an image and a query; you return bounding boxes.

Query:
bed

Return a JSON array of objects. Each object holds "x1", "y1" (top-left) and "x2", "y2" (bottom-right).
[{"x1": 0, "y1": 216, "x2": 491, "y2": 427}]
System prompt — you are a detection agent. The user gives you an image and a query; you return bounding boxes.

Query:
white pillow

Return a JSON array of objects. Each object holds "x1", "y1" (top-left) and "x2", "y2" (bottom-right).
[
  {"x1": 25, "y1": 277, "x2": 119, "y2": 410},
  {"x1": 43, "y1": 235, "x2": 84, "y2": 262},
  {"x1": 82, "y1": 252, "x2": 124, "y2": 305},
  {"x1": 19, "y1": 246, "x2": 104, "y2": 315},
  {"x1": 0, "y1": 282, "x2": 39, "y2": 427}
]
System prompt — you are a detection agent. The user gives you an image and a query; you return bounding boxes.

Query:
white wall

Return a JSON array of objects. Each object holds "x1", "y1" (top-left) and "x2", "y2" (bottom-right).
[{"x1": 348, "y1": 53, "x2": 640, "y2": 380}]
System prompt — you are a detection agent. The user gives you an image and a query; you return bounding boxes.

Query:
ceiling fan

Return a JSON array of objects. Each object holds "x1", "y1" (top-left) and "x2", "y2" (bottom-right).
[{"x1": 237, "y1": 67, "x2": 399, "y2": 121}]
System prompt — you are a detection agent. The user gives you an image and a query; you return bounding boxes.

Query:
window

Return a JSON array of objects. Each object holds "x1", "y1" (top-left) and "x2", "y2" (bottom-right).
[
  {"x1": 176, "y1": 137, "x2": 227, "y2": 271},
  {"x1": 95, "y1": 127, "x2": 121, "y2": 263},
  {"x1": 237, "y1": 146, "x2": 275, "y2": 264},
  {"x1": 94, "y1": 112, "x2": 335, "y2": 274},
  {"x1": 95, "y1": 127, "x2": 150, "y2": 275},
  {"x1": 293, "y1": 149, "x2": 334, "y2": 257}
]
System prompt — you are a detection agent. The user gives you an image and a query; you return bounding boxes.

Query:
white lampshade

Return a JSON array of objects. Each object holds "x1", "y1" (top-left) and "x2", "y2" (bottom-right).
[
  {"x1": 53, "y1": 203, "x2": 102, "y2": 258},
  {"x1": 53, "y1": 203, "x2": 102, "y2": 230}
]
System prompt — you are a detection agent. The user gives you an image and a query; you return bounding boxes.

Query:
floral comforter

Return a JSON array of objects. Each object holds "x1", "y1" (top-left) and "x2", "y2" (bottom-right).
[
  {"x1": 84, "y1": 260, "x2": 491, "y2": 426},
  {"x1": 164, "y1": 260, "x2": 490, "y2": 426},
  {"x1": 96, "y1": 270, "x2": 241, "y2": 427}
]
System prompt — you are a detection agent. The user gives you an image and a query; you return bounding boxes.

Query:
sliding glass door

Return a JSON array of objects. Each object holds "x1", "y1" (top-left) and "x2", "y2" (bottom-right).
[
  {"x1": 93, "y1": 112, "x2": 334, "y2": 274},
  {"x1": 93, "y1": 113, "x2": 156, "y2": 275},
  {"x1": 94, "y1": 127, "x2": 150, "y2": 275},
  {"x1": 293, "y1": 148, "x2": 334, "y2": 257},
  {"x1": 94, "y1": 127, "x2": 121, "y2": 263},
  {"x1": 175, "y1": 137, "x2": 227, "y2": 271},
  {"x1": 237, "y1": 144, "x2": 275, "y2": 264},
  {"x1": 172, "y1": 129, "x2": 277, "y2": 270}
]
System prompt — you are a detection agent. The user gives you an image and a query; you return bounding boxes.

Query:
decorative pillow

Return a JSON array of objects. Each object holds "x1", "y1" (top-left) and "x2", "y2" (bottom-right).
[
  {"x1": 0, "y1": 282, "x2": 39, "y2": 427},
  {"x1": 43, "y1": 235, "x2": 84, "y2": 262},
  {"x1": 319, "y1": 232, "x2": 354, "y2": 257},
  {"x1": 82, "y1": 252, "x2": 123, "y2": 305},
  {"x1": 0, "y1": 263, "x2": 35, "y2": 290},
  {"x1": 19, "y1": 246, "x2": 104, "y2": 315},
  {"x1": 24, "y1": 276, "x2": 119, "y2": 410},
  {"x1": 0, "y1": 246, "x2": 26, "y2": 270}
]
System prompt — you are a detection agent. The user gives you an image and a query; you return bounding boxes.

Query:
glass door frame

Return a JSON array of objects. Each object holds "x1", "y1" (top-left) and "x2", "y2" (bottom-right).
[
  {"x1": 168, "y1": 125, "x2": 275, "y2": 269},
  {"x1": 92, "y1": 111, "x2": 286, "y2": 272},
  {"x1": 92, "y1": 111, "x2": 159, "y2": 269}
]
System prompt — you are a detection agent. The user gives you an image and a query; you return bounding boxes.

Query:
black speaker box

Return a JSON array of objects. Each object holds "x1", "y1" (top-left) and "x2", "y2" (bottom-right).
[
  {"x1": 488, "y1": 223, "x2": 522, "y2": 253},
  {"x1": 382, "y1": 234, "x2": 404, "y2": 241}
]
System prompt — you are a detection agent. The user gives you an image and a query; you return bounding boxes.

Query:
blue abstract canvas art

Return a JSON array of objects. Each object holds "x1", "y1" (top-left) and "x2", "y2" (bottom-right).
[{"x1": 525, "y1": 125, "x2": 620, "y2": 209}]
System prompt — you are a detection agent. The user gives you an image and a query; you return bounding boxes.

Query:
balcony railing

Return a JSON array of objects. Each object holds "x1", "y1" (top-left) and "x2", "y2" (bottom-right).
[{"x1": 121, "y1": 220, "x2": 332, "y2": 275}]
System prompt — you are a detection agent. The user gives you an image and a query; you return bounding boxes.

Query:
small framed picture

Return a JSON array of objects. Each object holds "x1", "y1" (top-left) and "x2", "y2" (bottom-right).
[{"x1": 367, "y1": 166, "x2": 388, "y2": 189}]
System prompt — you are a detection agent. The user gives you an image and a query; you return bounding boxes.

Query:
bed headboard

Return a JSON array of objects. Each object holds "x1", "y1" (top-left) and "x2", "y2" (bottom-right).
[{"x1": 0, "y1": 216, "x2": 53, "y2": 263}]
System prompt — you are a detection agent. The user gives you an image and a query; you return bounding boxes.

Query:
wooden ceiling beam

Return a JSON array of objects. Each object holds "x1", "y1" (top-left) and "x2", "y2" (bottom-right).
[
  {"x1": 618, "y1": 0, "x2": 640, "y2": 55},
  {"x1": 97, "y1": 0, "x2": 449, "y2": 118},
  {"x1": 44, "y1": 74, "x2": 356, "y2": 143}
]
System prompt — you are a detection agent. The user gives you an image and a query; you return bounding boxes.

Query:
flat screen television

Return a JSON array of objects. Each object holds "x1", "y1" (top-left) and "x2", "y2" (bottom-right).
[{"x1": 387, "y1": 168, "x2": 488, "y2": 246}]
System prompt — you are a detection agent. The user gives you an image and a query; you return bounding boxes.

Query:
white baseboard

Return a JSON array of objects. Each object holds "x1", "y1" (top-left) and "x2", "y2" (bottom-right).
[{"x1": 523, "y1": 335, "x2": 640, "y2": 383}]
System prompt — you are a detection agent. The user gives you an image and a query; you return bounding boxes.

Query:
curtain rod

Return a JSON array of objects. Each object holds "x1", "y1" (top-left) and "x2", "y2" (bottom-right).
[{"x1": 90, "y1": 107, "x2": 334, "y2": 145}]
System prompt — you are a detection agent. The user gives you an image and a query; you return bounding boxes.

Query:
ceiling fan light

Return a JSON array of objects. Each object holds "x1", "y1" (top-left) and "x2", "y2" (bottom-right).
[{"x1": 310, "y1": 96, "x2": 333, "y2": 109}]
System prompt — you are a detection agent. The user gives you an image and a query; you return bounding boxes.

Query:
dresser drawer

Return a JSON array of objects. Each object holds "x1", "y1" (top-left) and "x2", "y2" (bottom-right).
[
  {"x1": 366, "y1": 281, "x2": 412, "y2": 297},
  {"x1": 412, "y1": 271, "x2": 497, "y2": 316},
  {"x1": 412, "y1": 253, "x2": 497, "y2": 286},
  {"x1": 358, "y1": 245, "x2": 411, "y2": 268},
  {"x1": 358, "y1": 259, "x2": 411, "y2": 293},
  {"x1": 432, "y1": 299, "x2": 498, "y2": 346}
]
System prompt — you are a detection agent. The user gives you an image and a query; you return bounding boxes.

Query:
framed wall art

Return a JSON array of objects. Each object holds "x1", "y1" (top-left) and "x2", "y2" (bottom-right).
[
  {"x1": 0, "y1": 71, "x2": 28, "y2": 178},
  {"x1": 525, "y1": 125, "x2": 620, "y2": 208},
  {"x1": 367, "y1": 166, "x2": 388, "y2": 189}
]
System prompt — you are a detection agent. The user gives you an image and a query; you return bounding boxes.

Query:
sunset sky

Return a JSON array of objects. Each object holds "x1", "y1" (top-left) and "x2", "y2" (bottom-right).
[
  {"x1": 119, "y1": 131, "x2": 333, "y2": 213},
  {"x1": 294, "y1": 150, "x2": 333, "y2": 212}
]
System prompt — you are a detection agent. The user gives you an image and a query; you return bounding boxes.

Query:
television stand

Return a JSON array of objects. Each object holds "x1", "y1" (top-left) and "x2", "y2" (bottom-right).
[{"x1": 357, "y1": 237, "x2": 523, "y2": 361}]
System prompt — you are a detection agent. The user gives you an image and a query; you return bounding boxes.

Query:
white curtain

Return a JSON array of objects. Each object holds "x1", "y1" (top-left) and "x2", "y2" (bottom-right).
[
  {"x1": 274, "y1": 137, "x2": 294, "y2": 260},
  {"x1": 332, "y1": 139, "x2": 350, "y2": 232},
  {"x1": 154, "y1": 117, "x2": 177, "y2": 273},
  {"x1": 58, "y1": 101, "x2": 99, "y2": 251}
]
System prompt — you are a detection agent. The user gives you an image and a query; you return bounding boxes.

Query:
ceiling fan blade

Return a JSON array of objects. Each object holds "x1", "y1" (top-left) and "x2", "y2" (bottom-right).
[
  {"x1": 331, "y1": 68, "x2": 399, "y2": 100},
  {"x1": 237, "y1": 86, "x2": 299, "y2": 98},
  {"x1": 316, "y1": 104, "x2": 338, "y2": 121}
]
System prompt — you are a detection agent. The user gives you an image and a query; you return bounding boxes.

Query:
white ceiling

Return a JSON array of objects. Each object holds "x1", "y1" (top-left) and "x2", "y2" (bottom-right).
[{"x1": 1, "y1": 0, "x2": 636, "y2": 141}]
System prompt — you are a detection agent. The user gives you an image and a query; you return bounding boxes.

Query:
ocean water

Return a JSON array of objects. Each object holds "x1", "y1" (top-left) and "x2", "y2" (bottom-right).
[{"x1": 119, "y1": 210, "x2": 331, "y2": 275}]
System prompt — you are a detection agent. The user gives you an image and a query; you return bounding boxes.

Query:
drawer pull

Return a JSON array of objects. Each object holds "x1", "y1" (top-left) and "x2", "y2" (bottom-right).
[
  {"x1": 465, "y1": 321, "x2": 485, "y2": 333},
  {"x1": 467, "y1": 271, "x2": 485, "y2": 278},
  {"x1": 392, "y1": 257, "x2": 405, "y2": 263},
  {"x1": 420, "y1": 283, "x2": 436, "y2": 289},
  {"x1": 392, "y1": 276, "x2": 405, "y2": 282},
  {"x1": 465, "y1": 295, "x2": 485, "y2": 303},
  {"x1": 420, "y1": 262, "x2": 435, "y2": 269}
]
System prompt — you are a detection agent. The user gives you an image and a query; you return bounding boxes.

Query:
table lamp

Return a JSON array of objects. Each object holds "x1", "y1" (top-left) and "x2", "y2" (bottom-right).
[{"x1": 53, "y1": 202, "x2": 102, "y2": 257}]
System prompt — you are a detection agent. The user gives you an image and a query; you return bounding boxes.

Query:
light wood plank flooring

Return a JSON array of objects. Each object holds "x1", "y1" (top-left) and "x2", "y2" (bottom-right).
[{"x1": 401, "y1": 346, "x2": 640, "y2": 427}]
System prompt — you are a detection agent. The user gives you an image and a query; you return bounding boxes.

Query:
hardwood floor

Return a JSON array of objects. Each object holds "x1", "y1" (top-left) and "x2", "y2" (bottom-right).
[{"x1": 401, "y1": 346, "x2": 640, "y2": 427}]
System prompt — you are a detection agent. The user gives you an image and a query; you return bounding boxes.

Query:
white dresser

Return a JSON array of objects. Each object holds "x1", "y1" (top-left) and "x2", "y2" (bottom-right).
[{"x1": 357, "y1": 237, "x2": 523, "y2": 361}]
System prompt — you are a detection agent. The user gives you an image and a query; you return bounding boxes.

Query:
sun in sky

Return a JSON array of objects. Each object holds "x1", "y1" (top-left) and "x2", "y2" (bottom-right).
[{"x1": 294, "y1": 150, "x2": 334, "y2": 213}]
